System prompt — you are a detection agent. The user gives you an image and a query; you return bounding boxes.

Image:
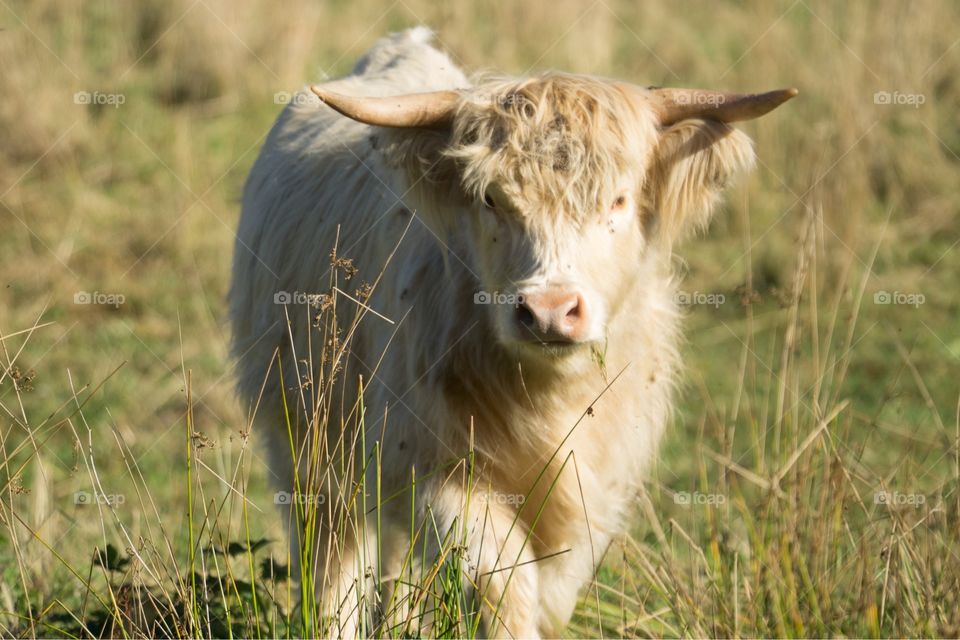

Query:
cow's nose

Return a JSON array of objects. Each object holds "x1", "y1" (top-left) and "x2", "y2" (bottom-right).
[{"x1": 516, "y1": 289, "x2": 589, "y2": 343}]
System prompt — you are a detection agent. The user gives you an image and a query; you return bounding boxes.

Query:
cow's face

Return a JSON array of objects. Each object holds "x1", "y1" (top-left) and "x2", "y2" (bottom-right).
[
  {"x1": 445, "y1": 77, "x2": 755, "y2": 360},
  {"x1": 311, "y1": 73, "x2": 791, "y2": 361},
  {"x1": 463, "y1": 169, "x2": 647, "y2": 357}
]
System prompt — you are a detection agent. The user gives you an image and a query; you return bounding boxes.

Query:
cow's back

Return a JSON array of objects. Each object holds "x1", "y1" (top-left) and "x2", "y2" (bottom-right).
[{"x1": 229, "y1": 28, "x2": 469, "y2": 434}]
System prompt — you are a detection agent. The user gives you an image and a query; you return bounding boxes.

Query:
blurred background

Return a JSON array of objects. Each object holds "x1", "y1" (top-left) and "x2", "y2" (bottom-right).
[{"x1": 1, "y1": 0, "x2": 958, "y2": 636}]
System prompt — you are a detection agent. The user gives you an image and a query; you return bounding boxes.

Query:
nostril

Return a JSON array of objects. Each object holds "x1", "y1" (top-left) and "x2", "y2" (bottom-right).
[
  {"x1": 516, "y1": 303, "x2": 536, "y2": 328},
  {"x1": 564, "y1": 296, "x2": 582, "y2": 321},
  {"x1": 515, "y1": 291, "x2": 588, "y2": 341}
]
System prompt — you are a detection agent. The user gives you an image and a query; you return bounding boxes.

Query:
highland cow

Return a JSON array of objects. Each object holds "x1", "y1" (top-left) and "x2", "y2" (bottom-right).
[{"x1": 229, "y1": 27, "x2": 795, "y2": 638}]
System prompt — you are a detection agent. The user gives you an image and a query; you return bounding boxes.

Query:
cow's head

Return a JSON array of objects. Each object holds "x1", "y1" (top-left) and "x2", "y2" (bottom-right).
[{"x1": 311, "y1": 76, "x2": 795, "y2": 361}]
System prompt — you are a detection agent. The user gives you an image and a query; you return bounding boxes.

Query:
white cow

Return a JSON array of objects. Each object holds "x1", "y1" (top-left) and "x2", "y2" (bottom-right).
[{"x1": 229, "y1": 26, "x2": 794, "y2": 638}]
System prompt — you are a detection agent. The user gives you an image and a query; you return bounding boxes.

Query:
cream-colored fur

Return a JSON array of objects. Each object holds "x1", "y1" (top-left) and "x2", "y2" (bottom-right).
[{"x1": 229, "y1": 26, "x2": 755, "y2": 638}]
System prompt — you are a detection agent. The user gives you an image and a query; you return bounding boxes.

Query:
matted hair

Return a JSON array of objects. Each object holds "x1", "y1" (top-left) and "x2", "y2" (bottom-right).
[
  {"x1": 383, "y1": 71, "x2": 754, "y2": 248},
  {"x1": 446, "y1": 73, "x2": 659, "y2": 223}
]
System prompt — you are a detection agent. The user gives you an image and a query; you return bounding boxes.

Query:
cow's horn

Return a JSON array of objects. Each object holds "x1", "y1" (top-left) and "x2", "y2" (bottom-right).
[
  {"x1": 310, "y1": 86, "x2": 459, "y2": 129},
  {"x1": 629, "y1": 86, "x2": 798, "y2": 126}
]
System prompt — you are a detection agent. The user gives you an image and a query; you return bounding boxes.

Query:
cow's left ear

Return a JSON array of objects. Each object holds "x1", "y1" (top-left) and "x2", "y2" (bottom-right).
[{"x1": 644, "y1": 119, "x2": 755, "y2": 245}]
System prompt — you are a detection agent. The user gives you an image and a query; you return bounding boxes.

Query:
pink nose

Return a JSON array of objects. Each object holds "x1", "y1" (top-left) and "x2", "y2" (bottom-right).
[{"x1": 516, "y1": 289, "x2": 589, "y2": 343}]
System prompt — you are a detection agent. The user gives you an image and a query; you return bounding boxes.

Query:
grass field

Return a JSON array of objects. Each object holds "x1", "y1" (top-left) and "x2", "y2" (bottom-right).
[{"x1": 1, "y1": 0, "x2": 959, "y2": 637}]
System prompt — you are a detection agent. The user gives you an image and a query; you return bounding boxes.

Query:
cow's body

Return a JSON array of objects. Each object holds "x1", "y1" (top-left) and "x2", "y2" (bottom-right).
[{"x1": 231, "y1": 26, "x2": 789, "y2": 638}]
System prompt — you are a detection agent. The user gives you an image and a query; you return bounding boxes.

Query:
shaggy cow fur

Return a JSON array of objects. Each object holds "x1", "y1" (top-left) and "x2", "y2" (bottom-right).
[{"x1": 230, "y1": 26, "x2": 757, "y2": 638}]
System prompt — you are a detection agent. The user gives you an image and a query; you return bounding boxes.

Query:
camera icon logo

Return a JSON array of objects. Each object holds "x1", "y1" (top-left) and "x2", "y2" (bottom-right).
[
  {"x1": 273, "y1": 92, "x2": 311, "y2": 106},
  {"x1": 873, "y1": 291, "x2": 891, "y2": 304},
  {"x1": 673, "y1": 491, "x2": 691, "y2": 505},
  {"x1": 73, "y1": 91, "x2": 91, "y2": 105},
  {"x1": 74, "y1": 291, "x2": 92, "y2": 304},
  {"x1": 274, "y1": 491, "x2": 291, "y2": 505},
  {"x1": 873, "y1": 91, "x2": 891, "y2": 105},
  {"x1": 274, "y1": 291, "x2": 292, "y2": 304},
  {"x1": 474, "y1": 291, "x2": 492, "y2": 305},
  {"x1": 74, "y1": 491, "x2": 91, "y2": 505}
]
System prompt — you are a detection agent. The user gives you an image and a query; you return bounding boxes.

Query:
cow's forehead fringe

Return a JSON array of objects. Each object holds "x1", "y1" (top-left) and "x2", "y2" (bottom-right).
[{"x1": 445, "y1": 73, "x2": 659, "y2": 222}]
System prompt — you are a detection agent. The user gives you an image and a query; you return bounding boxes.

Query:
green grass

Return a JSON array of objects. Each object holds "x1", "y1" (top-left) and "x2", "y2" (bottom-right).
[{"x1": 2, "y1": 0, "x2": 959, "y2": 637}]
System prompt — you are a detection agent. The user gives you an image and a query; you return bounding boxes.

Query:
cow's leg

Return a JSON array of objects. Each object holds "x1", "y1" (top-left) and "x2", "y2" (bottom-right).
[
  {"x1": 375, "y1": 517, "x2": 421, "y2": 635},
  {"x1": 270, "y1": 459, "x2": 372, "y2": 636},
  {"x1": 425, "y1": 483, "x2": 541, "y2": 639},
  {"x1": 263, "y1": 401, "x2": 381, "y2": 636},
  {"x1": 536, "y1": 527, "x2": 614, "y2": 635},
  {"x1": 287, "y1": 504, "x2": 377, "y2": 639}
]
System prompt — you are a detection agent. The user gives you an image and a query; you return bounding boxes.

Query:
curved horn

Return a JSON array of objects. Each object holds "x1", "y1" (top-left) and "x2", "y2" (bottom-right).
[
  {"x1": 309, "y1": 86, "x2": 459, "y2": 129},
  {"x1": 634, "y1": 86, "x2": 798, "y2": 126}
]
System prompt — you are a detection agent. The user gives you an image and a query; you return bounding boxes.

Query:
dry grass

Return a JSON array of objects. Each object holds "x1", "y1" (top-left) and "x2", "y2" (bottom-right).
[{"x1": 1, "y1": 0, "x2": 959, "y2": 637}]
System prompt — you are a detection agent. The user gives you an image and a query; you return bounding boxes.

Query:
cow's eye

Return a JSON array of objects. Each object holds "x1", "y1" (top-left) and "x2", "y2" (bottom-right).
[
  {"x1": 611, "y1": 194, "x2": 628, "y2": 210},
  {"x1": 482, "y1": 192, "x2": 497, "y2": 210}
]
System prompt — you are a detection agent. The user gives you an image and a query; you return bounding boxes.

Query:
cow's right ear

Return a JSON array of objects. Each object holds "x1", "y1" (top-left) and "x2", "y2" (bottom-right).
[
  {"x1": 372, "y1": 125, "x2": 466, "y2": 243},
  {"x1": 309, "y1": 86, "x2": 465, "y2": 209},
  {"x1": 644, "y1": 119, "x2": 756, "y2": 246}
]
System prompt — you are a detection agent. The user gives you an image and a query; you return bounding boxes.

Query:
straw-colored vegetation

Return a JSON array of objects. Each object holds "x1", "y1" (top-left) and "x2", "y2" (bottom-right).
[{"x1": 1, "y1": 0, "x2": 958, "y2": 637}]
